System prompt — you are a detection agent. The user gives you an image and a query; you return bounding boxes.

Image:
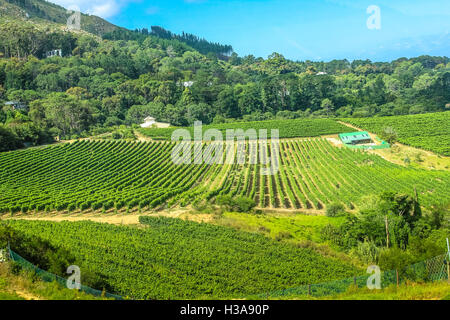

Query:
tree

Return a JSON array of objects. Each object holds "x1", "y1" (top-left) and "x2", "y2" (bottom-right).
[
  {"x1": 126, "y1": 104, "x2": 154, "y2": 125},
  {"x1": 39, "y1": 93, "x2": 95, "y2": 138},
  {"x1": 379, "y1": 127, "x2": 398, "y2": 144},
  {"x1": 186, "y1": 103, "x2": 214, "y2": 125},
  {"x1": 215, "y1": 86, "x2": 239, "y2": 118},
  {"x1": 0, "y1": 125, "x2": 22, "y2": 151},
  {"x1": 320, "y1": 98, "x2": 335, "y2": 117}
]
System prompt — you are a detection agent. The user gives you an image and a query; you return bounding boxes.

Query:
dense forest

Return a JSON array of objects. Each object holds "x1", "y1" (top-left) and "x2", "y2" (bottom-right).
[
  {"x1": 103, "y1": 26, "x2": 233, "y2": 57},
  {"x1": 0, "y1": 16, "x2": 449, "y2": 150}
]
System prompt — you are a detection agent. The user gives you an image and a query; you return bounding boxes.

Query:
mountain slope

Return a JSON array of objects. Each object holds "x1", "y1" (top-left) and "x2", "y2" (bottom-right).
[{"x1": 0, "y1": 0, "x2": 118, "y2": 36}]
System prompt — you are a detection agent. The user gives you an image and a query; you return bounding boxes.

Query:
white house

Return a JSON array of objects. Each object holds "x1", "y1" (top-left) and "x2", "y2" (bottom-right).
[
  {"x1": 140, "y1": 116, "x2": 156, "y2": 128},
  {"x1": 183, "y1": 81, "x2": 194, "y2": 88},
  {"x1": 46, "y1": 49, "x2": 62, "y2": 58}
]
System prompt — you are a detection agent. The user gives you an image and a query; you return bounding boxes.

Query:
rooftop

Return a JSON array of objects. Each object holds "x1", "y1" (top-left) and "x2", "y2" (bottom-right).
[{"x1": 339, "y1": 131, "x2": 372, "y2": 143}]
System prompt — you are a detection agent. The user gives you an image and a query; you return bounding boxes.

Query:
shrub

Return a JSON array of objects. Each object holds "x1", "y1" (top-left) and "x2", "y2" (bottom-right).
[
  {"x1": 378, "y1": 247, "x2": 413, "y2": 273},
  {"x1": 234, "y1": 196, "x2": 256, "y2": 213},
  {"x1": 326, "y1": 202, "x2": 346, "y2": 217},
  {"x1": 216, "y1": 195, "x2": 256, "y2": 213},
  {"x1": 379, "y1": 126, "x2": 398, "y2": 144}
]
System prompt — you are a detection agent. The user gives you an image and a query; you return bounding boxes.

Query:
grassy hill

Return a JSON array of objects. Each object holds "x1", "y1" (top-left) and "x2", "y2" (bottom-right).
[{"x1": 0, "y1": 137, "x2": 448, "y2": 215}]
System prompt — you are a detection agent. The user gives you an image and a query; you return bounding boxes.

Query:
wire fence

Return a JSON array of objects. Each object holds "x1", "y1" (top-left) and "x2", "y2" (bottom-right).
[
  {"x1": 7, "y1": 248, "x2": 123, "y2": 300},
  {"x1": 255, "y1": 253, "x2": 449, "y2": 299}
]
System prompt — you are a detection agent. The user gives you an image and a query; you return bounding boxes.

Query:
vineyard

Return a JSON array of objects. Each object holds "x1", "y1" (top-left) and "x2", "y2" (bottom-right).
[
  {"x1": 0, "y1": 138, "x2": 449, "y2": 214},
  {"x1": 3, "y1": 218, "x2": 359, "y2": 299},
  {"x1": 139, "y1": 118, "x2": 350, "y2": 140},
  {"x1": 343, "y1": 111, "x2": 450, "y2": 156}
]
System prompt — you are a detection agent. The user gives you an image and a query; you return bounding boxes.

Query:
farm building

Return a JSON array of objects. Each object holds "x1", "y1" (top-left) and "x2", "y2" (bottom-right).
[
  {"x1": 339, "y1": 131, "x2": 372, "y2": 145},
  {"x1": 140, "y1": 116, "x2": 156, "y2": 128},
  {"x1": 140, "y1": 117, "x2": 171, "y2": 129}
]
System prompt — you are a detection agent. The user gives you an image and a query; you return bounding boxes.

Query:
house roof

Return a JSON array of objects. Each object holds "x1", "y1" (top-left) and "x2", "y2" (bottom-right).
[{"x1": 339, "y1": 131, "x2": 371, "y2": 143}]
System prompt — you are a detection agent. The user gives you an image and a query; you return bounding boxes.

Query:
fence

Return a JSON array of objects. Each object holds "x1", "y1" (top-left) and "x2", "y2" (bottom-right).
[
  {"x1": 7, "y1": 248, "x2": 123, "y2": 300},
  {"x1": 255, "y1": 253, "x2": 449, "y2": 299}
]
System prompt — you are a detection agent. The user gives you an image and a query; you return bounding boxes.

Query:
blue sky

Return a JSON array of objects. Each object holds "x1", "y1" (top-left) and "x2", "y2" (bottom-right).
[{"x1": 51, "y1": 0, "x2": 450, "y2": 61}]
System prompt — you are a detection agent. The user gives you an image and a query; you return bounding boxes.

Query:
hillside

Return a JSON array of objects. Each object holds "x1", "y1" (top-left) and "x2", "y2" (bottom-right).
[
  {"x1": 0, "y1": 136, "x2": 448, "y2": 215},
  {"x1": 0, "y1": 0, "x2": 449, "y2": 303},
  {"x1": 3, "y1": 218, "x2": 359, "y2": 299},
  {"x1": 0, "y1": 0, "x2": 118, "y2": 36},
  {"x1": 344, "y1": 112, "x2": 450, "y2": 156}
]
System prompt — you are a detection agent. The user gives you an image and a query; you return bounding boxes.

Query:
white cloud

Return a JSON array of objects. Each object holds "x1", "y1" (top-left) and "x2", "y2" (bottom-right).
[{"x1": 48, "y1": 0, "x2": 134, "y2": 19}]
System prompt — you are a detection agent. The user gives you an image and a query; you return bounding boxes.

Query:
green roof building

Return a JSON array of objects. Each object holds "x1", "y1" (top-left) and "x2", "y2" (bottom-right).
[{"x1": 339, "y1": 131, "x2": 372, "y2": 145}]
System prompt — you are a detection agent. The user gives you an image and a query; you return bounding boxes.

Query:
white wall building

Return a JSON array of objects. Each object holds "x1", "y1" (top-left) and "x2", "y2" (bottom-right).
[{"x1": 140, "y1": 116, "x2": 156, "y2": 128}]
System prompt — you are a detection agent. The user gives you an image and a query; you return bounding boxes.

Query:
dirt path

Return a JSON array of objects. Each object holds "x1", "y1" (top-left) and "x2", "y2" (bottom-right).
[
  {"x1": 2, "y1": 208, "x2": 217, "y2": 226},
  {"x1": 2, "y1": 206, "x2": 327, "y2": 227},
  {"x1": 337, "y1": 121, "x2": 364, "y2": 132},
  {"x1": 14, "y1": 289, "x2": 41, "y2": 300},
  {"x1": 134, "y1": 130, "x2": 155, "y2": 142},
  {"x1": 2, "y1": 213, "x2": 142, "y2": 225}
]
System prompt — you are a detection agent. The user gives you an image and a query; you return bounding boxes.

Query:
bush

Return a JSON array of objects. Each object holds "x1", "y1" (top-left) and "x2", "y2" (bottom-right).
[
  {"x1": 216, "y1": 195, "x2": 256, "y2": 213},
  {"x1": 326, "y1": 202, "x2": 346, "y2": 217},
  {"x1": 379, "y1": 127, "x2": 398, "y2": 144},
  {"x1": 234, "y1": 196, "x2": 256, "y2": 213},
  {"x1": 378, "y1": 247, "x2": 413, "y2": 272}
]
